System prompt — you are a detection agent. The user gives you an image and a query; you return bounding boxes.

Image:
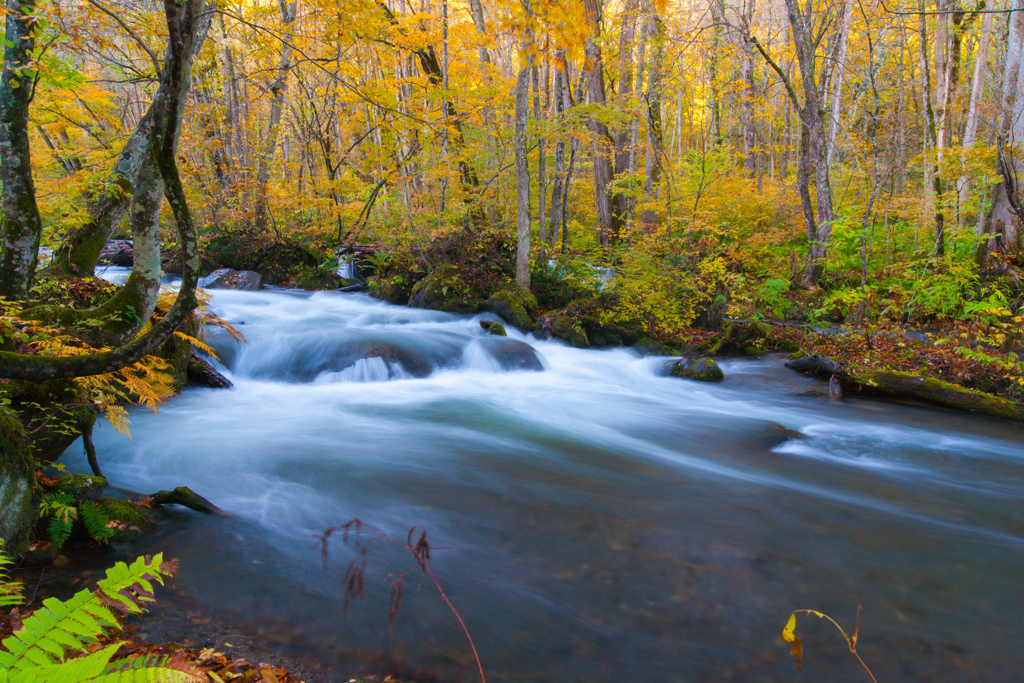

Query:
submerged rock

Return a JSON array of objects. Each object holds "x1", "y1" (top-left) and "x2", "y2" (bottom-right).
[
  {"x1": 199, "y1": 268, "x2": 263, "y2": 291},
  {"x1": 753, "y1": 422, "x2": 805, "y2": 449},
  {"x1": 669, "y1": 358, "x2": 725, "y2": 382},
  {"x1": 481, "y1": 338, "x2": 544, "y2": 371}
]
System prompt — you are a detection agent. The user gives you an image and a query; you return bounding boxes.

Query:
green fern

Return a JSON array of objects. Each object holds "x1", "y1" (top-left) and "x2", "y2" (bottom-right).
[
  {"x1": 0, "y1": 642, "x2": 206, "y2": 682},
  {"x1": 79, "y1": 502, "x2": 114, "y2": 544},
  {"x1": 0, "y1": 554, "x2": 177, "y2": 674},
  {"x1": 39, "y1": 492, "x2": 77, "y2": 550},
  {"x1": 0, "y1": 539, "x2": 24, "y2": 607}
]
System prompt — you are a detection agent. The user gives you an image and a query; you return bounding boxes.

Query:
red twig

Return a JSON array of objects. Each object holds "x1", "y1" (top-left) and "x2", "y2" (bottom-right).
[{"x1": 310, "y1": 519, "x2": 486, "y2": 683}]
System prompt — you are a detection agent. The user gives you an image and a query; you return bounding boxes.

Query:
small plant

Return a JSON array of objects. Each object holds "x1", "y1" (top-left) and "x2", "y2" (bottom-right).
[
  {"x1": 781, "y1": 604, "x2": 877, "y2": 682},
  {"x1": 37, "y1": 492, "x2": 116, "y2": 551},
  {"x1": 0, "y1": 540, "x2": 24, "y2": 608},
  {"x1": 0, "y1": 551, "x2": 205, "y2": 682}
]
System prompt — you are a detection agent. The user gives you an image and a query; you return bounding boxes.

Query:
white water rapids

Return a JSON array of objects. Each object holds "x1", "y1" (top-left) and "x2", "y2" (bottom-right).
[{"x1": 61, "y1": 278, "x2": 1023, "y2": 682}]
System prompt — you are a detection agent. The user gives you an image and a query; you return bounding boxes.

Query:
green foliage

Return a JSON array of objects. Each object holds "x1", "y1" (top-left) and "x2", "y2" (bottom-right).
[
  {"x1": 753, "y1": 278, "x2": 792, "y2": 320},
  {"x1": 39, "y1": 492, "x2": 77, "y2": 550},
  {"x1": 0, "y1": 540, "x2": 24, "y2": 608},
  {"x1": 0, "y1": 553, "x2": 202, "y2": 683},
  {"x1": 38, "y1": 493, "x2": 114, "y2": 550}
]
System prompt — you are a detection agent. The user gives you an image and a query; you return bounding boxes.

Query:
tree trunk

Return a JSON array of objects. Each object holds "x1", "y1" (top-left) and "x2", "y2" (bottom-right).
[
  {"x1": 583, "y1": 0, "x2": 622, "y2": 248},
  {"x1": 0, "y1": 0, "x2": 43, "y2": 300},
  {"x1": 960, "y1": 6, "x2": 992, "y2": 226},
  {"x1": 641, "y1": 14, "x2": 664, "y2": 226},
  {"x1": 741, "y1": 0, "x2": 757, "y2": 178},
  {"x1": 47, "y1": 11, "x2": 212, "y2": 279},
  {"x1": 515, "y1": 14, "x2": 534, "y2": 291},
  {"x1": 548, "y1": 51, "x2": 568, "y2": 250},
  {"x1": 254, "y1": 0, "x2": 298, "y2": 233},
  {"x1": 981, "y1": 0, "x2": 1024, "y2": 262}
]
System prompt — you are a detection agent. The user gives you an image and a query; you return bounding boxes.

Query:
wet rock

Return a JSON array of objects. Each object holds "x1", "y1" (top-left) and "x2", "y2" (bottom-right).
[
  {"x1": 338, "y1": 282, "x2": 368, "y2": 292},
  {"x1": 633, "y1": 337, "x2": 671, "y2": 357},
  {"x1": 187, "y1": 353, "x2": 232, "y2": 388},
  {"x1": 97, "y1": 240, "x2": 133, "y2": 267},
  {"x1": 785, "y1": 355, "x2": 842, "y2": 379},
  {"x1": 482, "y1": 288, "x2": 537, "y2": 332},
  {"x1": 850, "y1": 369, "x2": 1024, "y2": 422},
  {"x1": 669, "y1": 358, "x2": 725, "y2": 382},
  {"x1": 480, "y1": 320, "x2": 507, "y2": 336},
  {"x1": 753, "y1": 423, "x2": 805, "y2": 449},
  {"x1": 483, "y1": 338, "x2": 544, "y2": 372},
  {"x1": 54, "y1": 474, "x2": 107, "y2": 503},
  {"x1": 199, "y1": 268, "x2": 263, "y2": 291}
]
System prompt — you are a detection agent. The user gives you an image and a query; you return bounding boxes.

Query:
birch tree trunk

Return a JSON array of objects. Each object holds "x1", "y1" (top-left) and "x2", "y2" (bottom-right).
[
  {"x1": 959, "y1": 7, "x2": 993, "y2": 225},
  {"x1": 515, "y1": 2, "x2": 535, "y2": 291},
  {"x1": 641, "y1": 14, "x2": 664, "y2": 226}
]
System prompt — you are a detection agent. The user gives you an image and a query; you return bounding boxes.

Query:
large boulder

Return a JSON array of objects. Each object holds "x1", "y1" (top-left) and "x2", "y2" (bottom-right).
[
  {"x1": 199, "y1": 268, "x2": 262, "y2": 291},
  {"x1": 0, "y1": 411, "x2": 35, "y2": 558},
  {"x1": 669, "y1": 358, "x2": 725, "y2": 382},
  {"x1": 482, "y1": 288, "x2": 537, "y2": 332},
  {"x1": 408, "y1": 270, "x2": 480, "y2": 313},
  {"x1": 97, "y1": 240, "x2": 133, "y2": 267},
  {"x1": 481, "y1": 338, "x2": 544, "y2": 371}
]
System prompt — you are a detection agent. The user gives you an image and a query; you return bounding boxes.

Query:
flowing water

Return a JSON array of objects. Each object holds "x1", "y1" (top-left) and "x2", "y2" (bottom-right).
[{"x1": 61, "y1": 279, "x2": 1024, "y2": 682}]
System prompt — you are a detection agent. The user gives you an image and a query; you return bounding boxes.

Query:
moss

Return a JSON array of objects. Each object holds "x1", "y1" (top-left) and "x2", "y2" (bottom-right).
[
  {"x1": 787, "y1": 349, "x2": 806, "y2": 360},
  {"x1": 550, "y1": 315, "x2": 588, "y2": 348},
  {"x1": 0, "y1": 410, "x2": 35, "y2": 558},
  {"x1": 670, "y1": 358, "x2": 725, "y2": 382},
  {"x1": 408, "y1": 270, "x2": 480, "y2": 313},
  {"x1": 482, "y1": 288, "x2": 537, "y2": 332},
  {"x1": 633, "y1": 337, "x2": 672, "y2": 357},
  {"x1": 851, "y1": 369, "x2": 1024, "y2": 422},
  {"x1": 158, "y1": 316, "x2": 198, "y2": 393},
  {"x1": 54, "y1": 474, "x2": 107, "y2": 503},
  {"x1": 100, "y1": 498, "x2": 153, "y2": 543},
  {"x1": 486, "y1": 322, "x2": 507, "y2": 336}
]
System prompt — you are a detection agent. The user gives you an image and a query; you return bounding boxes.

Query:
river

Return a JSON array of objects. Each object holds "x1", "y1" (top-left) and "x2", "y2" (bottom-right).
[{"x1": 62, "y1": 277, "x2": 1024, "y2": 682}]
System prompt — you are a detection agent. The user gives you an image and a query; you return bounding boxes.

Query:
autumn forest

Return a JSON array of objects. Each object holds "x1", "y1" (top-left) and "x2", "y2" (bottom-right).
[{"x1": 0, "y1": 0, "x2": 1023, "y2": 681}]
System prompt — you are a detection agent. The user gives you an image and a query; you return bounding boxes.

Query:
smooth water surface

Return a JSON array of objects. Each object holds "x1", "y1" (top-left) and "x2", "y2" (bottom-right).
[{"x1": 66, "y1": 285, "x2": 1024, "y2": 682}]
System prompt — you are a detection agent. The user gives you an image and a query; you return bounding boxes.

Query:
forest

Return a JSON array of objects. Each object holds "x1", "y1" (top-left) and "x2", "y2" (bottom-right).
[{"x1": 0, "y1": 0, "x2": 1023, "y2": 681}]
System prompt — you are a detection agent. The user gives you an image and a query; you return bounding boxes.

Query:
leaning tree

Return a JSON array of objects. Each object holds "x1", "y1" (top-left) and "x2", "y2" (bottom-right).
[{"x1": 0, "y1": 0, "x2": 210, "y2": 555}]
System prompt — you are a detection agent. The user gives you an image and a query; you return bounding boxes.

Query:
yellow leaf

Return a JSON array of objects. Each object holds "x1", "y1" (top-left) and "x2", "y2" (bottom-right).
[{"x1": 782, "y1": 613, "x2": 797, "y2": 642}]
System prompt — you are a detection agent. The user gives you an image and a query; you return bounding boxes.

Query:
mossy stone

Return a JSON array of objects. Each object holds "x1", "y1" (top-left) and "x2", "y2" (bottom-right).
[
  {"x1": 487, "y1": 322, "x2": 507, "y2": 336},
  {"x1": 100, "y1": 498, "x2": 152, "y2": 543},
  {"x1": 550, "y1": 315, "x2": 588, "y2": 348},
  {"x1": 408, "y1": 271, "x2": 480, "y2": 313},
  {"x1": 633, "y1": 337, "x2": 671, "y2": 357},
  {"x1": 670, "y1": 358, "x2": 725, "y2": 382},
  {"x1": 482, "y1": 288, "x2": 537, "y2": 332},
  {"x1": 54, "y1": 474, "x2": 107, "y2": 503},
  {"x1": 0, "y1": 411, "x2": 35, "y2": 558}
]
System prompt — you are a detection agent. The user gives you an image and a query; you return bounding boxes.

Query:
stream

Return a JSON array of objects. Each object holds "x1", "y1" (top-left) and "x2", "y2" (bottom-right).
[{"x1": 60, "y1": 276, "x2": 1024, "y2": 682}]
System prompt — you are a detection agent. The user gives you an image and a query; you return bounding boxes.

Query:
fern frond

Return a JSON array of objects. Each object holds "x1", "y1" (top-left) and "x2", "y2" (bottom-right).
[
  {"x1": 174, "y1": 331, "x2": 219, "y2": 360},
  {"x1": 99, "y1": 652, "x2": 207, "y2": 683},
  {"x1": 47, "y1": 515, "x2": 74, "y2": 550},
  {"x1": 0, "y1": 555, "x2": 175, "y2": 673},
  {"x1": 0, "y1": 540, "x2": 24, "y2": 607},
  {"x1": 8, "y1": 641, "x2": 123, "y2": 683},
  {"x1": 80, "y1": 502, "x2": 113, "y2": 544}
]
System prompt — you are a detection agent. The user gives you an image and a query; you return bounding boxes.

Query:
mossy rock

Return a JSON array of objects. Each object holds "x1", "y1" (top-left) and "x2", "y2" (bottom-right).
[
  {"x1": 482, "y1": 288, "x2": 537, "y2": 332},
  {"x1": 288, "y1": 265, "x2": 345, "y2": 290},
  {"x1": 633, "y1": 337, "x2": 672, "y2": 357},
  {"x1": 787, "y1": 349, "x2": 806, "y2": 360},
  {"x1": 6, "y1": 379, "x2": 92, "y2": 464},
  {"x1": 54, "y1": 474, "x2": 107, "y2": 503},
  {"x1": 408, "y1": 270, "x2": 480, "y2": 314},
  {"x1": 550, "y1": 315, "x2": 588, "y2": 348},
  {"x1": 706, "y1": 322, "x2": 770, "y2": 356},
  {"x1": 100, "y1": 498, "x2": 153, "y2": 543},
  {"x1": 670, "y1": 358, "x2": 725, "y2": 382},
  {"x1": 480, "y1": 320, "x2": 507, "y2": 336},
  {"x1": 579, "y1": 314, "x2": 644, "y2": 348},
  {"x1": 0, "y1": 411, "x2": 35, "y2": 558}
]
